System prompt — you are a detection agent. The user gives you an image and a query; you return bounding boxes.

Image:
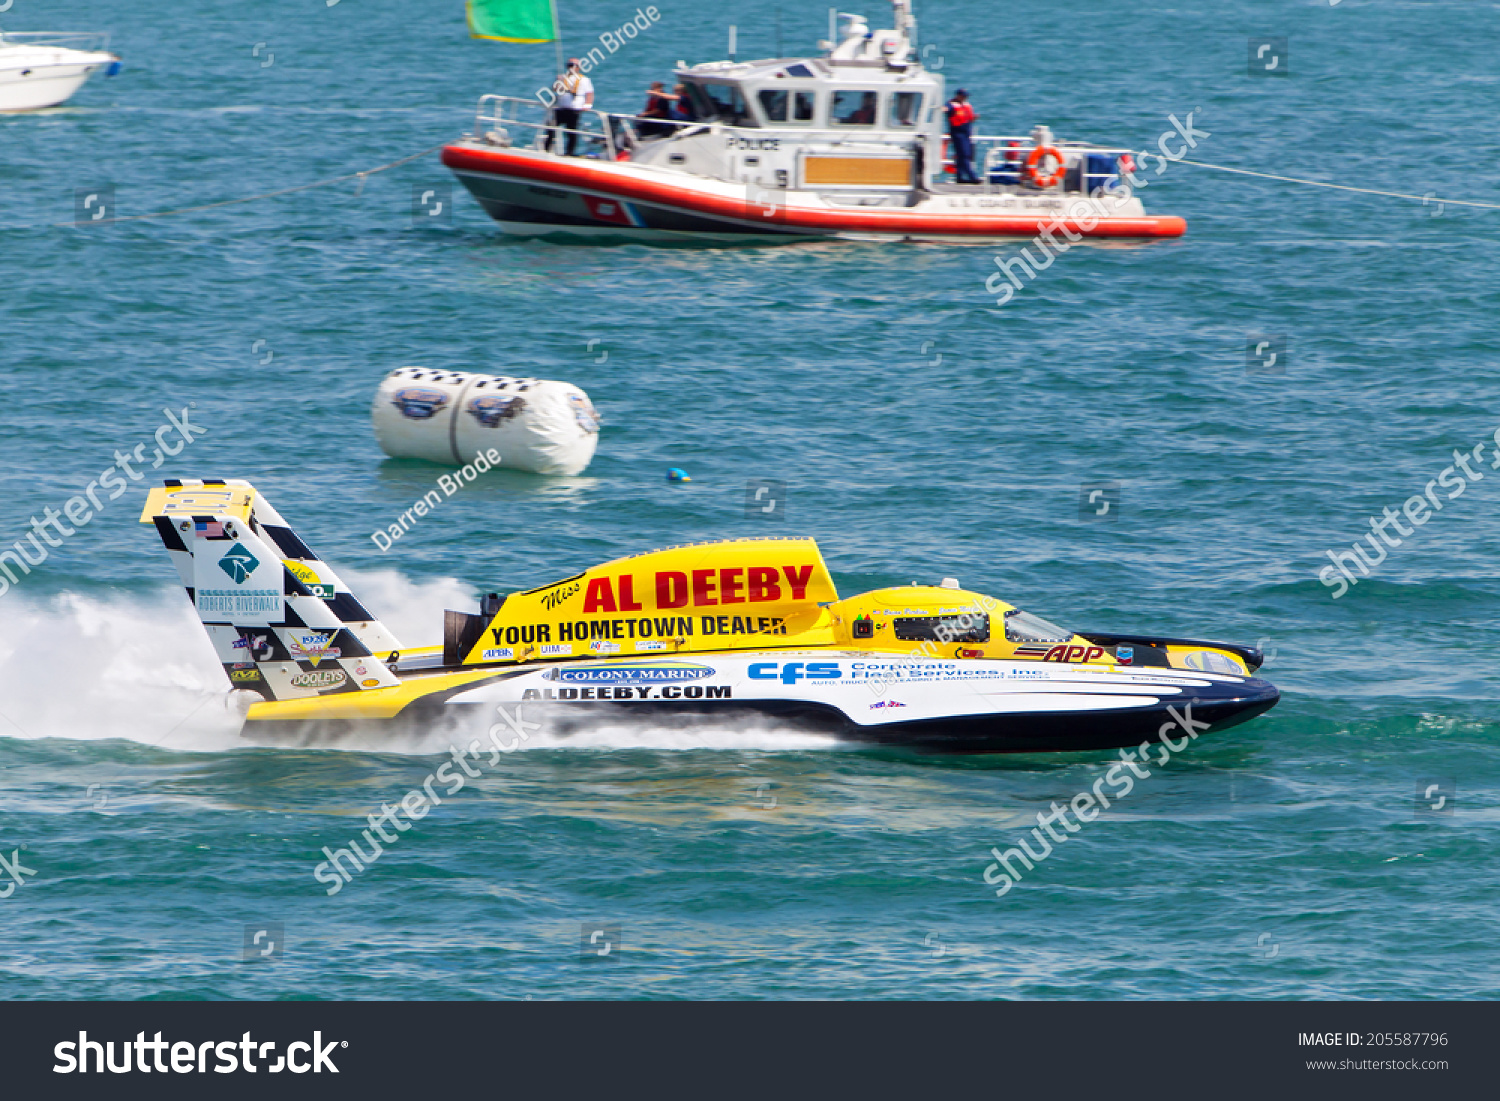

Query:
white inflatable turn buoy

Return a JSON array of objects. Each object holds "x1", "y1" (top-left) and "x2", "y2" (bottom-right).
[{"x1": 372, "y1": 368, "x2": 601, "y2": 476}]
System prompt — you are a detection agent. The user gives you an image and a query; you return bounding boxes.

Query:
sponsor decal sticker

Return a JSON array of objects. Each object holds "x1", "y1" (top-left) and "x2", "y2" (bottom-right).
[
  {"x1": 1041, "y1": 645, "x2": 1107, "y2": 663},
  {"x1": 544, "y1": 662, "x2": 716, "y2": 686},
  {"x1": 1182, "y1": 650, "x2": 1243, "y2": 675},
  {"x1": 290, "y1": 669, "x2": 346, "y2": 690},
  {"x1": 216, "y1": 543, "x2": 261, "y2": 584},
  {"x1": 468, "y1": 395, "x2": 526, "y2": 427},
  {"x1": 539, "y1": 644, "x2": 571, "y2": 656},
  {"x1": 536, "y1": 580, "x2": 582, "y2": 611},
  {"x1": 869, "y1": 699, "x2": 907, "y2": 709},
  {"x1": 589, "y1": 640, "x2": 621, "y2": 654},
  {"x1": 361, "y1": 678, "x2": 380, "y2": 687},
  {"x1": 1116, "y1": 645, "x2": 1134, "y2": 666},
  {"x1": 748, "y1": 661, "x2": 840, "y2": 685},
  {"x1": 229, "y1": 668, "x2": 262, "y2": 682},
  {"x1": 522, "y1": 684, "x2": 732, "y2": 701},
  {"x1": 482, "y1": 647, "x2": 516, "y2": 661},
  {"x1": 198, "y1": 588, "x2": 280, "y2": 616},
  {"x1": 392, "y1": 387, "x2": 448, "y2": 419},
  {"x1": 284, "y1": 559, "x2": 335, "y2": 599},
  {"x1": 636, "y1": 640, "x2": 668, "y2": 652},
  {"x1": 290, "y1": 632, "x2": 340, "y2": 668}
]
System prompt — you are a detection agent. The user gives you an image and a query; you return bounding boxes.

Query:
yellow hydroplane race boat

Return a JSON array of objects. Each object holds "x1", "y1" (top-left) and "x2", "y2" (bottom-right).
[{"x1": 142, "y1": 479, "x2": 1278, "y2": 752}]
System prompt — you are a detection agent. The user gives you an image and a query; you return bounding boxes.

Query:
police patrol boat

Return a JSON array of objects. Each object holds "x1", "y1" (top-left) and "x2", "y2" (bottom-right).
[
  {"x1": 0, "y1": 29, "x2": 120, "y2": 112},
  {"x1": 441, "y1": 1, "x2": 1185, "y2": 241},
  {"x1": 142, "y1": 479, "x2": 1277, "y2": 752}
]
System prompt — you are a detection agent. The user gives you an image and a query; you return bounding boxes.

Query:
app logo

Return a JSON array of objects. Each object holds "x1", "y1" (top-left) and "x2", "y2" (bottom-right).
[
  {"x1": 217, "y1": 543, "x2": 261, "y2": 584},
  {"x1": 545, "y1": 662, "x2": 715, "y2": 685},
  {"x1": 290, "y1": 669, "x2": 346, "y2": 690}
]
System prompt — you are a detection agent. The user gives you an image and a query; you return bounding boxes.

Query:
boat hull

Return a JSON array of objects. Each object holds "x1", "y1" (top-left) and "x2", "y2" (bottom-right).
[
  {"x1": 242, "y1": 652, "x2": 1278, "y2": 754},
  {"x1": 442, "y1": 142, "x2": 1187, "y2": 243},
  {"x1": 0, "y1": 47, "x2": 114, "y2": 112}
]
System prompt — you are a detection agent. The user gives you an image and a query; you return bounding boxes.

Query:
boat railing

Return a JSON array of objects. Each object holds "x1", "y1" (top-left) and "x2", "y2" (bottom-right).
[
  {"x1": 959, "y1": 134, "x2": 1137, "y2": 196},
  {"x1": 467, "y1": 96, "x2": 1138, "y2": 197},
  {"x1": 0, "y1": 31, "x2": 113, "y2": 53},
  {"x1": 473, "y1": 94, "x2": 701, "y2": 162}
]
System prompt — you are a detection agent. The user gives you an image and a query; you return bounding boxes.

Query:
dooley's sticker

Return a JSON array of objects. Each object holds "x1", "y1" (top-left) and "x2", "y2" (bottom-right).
[{"x1": 290, "y1": 669, "x2": 346, "y2": 690}]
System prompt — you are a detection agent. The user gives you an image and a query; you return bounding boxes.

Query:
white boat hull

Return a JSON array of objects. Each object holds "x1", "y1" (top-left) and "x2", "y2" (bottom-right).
[{"x1": 0, "y1": 47, "x2": 115, "y2": 112}]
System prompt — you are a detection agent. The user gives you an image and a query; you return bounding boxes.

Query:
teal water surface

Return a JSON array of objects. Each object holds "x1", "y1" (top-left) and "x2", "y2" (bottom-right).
[{"x1": 0, "y1": 0, "x2": 1497, "y2": 999}]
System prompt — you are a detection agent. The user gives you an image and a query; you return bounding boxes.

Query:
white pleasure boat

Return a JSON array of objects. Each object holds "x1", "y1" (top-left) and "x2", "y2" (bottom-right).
[{"x1": 0, "y1": 29, "x2": 120, "y2": 112}]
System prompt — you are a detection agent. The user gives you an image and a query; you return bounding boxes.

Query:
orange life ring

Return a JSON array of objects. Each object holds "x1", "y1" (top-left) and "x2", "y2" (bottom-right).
[{"x1": 1024, "y1": 145, "x2": 1067, "y2": 188}]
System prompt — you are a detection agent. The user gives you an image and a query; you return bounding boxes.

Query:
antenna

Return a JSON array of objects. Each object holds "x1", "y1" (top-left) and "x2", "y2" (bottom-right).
[
  {"x1": 728, "y1": 24, "x2": 737, "y2": 61},
  {"x1": 776, "y1": 9, "x2": 783, "y2": 58},
  {"x1": 828, "y1": 7, "x2": 836, "y2": 50}
]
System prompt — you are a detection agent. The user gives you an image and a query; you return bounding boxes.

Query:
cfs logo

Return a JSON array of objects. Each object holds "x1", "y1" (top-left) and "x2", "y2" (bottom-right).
[{"x1": 748, "y1": 661, "x2": 840, "y2": 685}]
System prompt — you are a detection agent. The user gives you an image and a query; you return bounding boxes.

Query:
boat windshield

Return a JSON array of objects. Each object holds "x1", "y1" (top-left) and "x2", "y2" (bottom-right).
[
  {"x1": 1004, "y1": 609, "x2": 1073, "y2": 644},
  {"x1": 688, "y1": 81, "x2": 754, "y2": 126}
]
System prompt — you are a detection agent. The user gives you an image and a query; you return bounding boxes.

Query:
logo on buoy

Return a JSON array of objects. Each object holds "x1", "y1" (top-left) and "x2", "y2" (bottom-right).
[
  {"x1": 468, "y1": 395, "x2": 526, "y2": 427},
  {"x1": 392, "y1": 387, "x2": 449, "y2": 419}
]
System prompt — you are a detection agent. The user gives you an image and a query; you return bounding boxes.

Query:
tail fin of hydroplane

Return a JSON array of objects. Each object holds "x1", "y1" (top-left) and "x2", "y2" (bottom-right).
[{"x1": 140, "y1": 479, "x2": 404, "y2": 701}]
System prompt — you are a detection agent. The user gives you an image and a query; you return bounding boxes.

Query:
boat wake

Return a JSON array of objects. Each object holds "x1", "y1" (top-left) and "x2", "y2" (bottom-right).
[{"x1": 0, "y1": 574, "x2": 836, "y2": 756}]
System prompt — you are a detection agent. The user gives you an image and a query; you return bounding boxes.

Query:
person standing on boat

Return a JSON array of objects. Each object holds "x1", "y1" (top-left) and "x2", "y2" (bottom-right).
[
  {"x1": 545, "y1": 58, "x2": 594, "y2": 156},
  {"x1": 638, "y1": 81, "x2": 679, "y2": 137},
  {"x1": 671, "y1": 83, "x2": 697, "y2": 123},
  {"x1": 945, "y1": 89, "x2": 980, "y2": 184}
]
